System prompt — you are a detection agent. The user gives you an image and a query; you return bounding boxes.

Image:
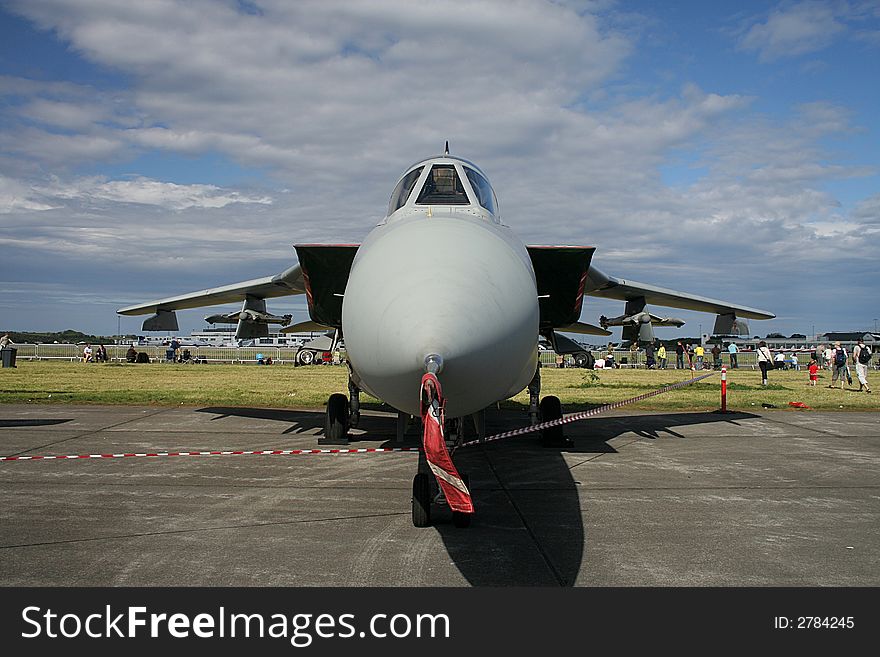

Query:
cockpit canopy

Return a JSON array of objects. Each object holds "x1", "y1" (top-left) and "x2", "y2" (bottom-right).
[
  {"x1": 387, "y1": 156, "x2": 498, "y2": 220},
  {"x1": 416, "y1": 165, "x2": 468, "y2": 205}
]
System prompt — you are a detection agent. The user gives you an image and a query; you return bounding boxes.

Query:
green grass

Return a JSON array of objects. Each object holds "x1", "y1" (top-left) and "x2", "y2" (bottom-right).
[{"x1": 1, "y1": 361, "x2": 878, "y2": 412}]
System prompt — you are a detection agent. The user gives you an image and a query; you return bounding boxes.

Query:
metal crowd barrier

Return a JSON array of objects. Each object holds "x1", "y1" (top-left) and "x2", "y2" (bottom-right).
[
  {"x1": 16, "y1": 344, "x2": 345, "y2": 365},
  {"x1": 13, "y1": 345, "x2": 838, "y2": 371},
  {"x1": 542, "y1": 349, "x2": 767, "y2": 370}
]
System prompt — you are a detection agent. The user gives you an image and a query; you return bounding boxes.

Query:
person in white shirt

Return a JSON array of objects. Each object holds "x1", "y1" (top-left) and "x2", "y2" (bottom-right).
[
  {"x1": 853, "y1": 340, "x2": 872, "y2": 393},
  {"x1": 756, "y1": 341, "x2": 773, "y2": 385},
  {"x1": 774, "y1": 351, "x2": 786, "y2": 370}
]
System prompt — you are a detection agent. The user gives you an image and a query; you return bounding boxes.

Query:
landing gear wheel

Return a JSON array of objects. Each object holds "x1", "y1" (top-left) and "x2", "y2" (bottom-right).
[
  {"x1": 574, "y1": 351, "x2": 594, "y2": 369},
  {"x1": 320, "y1": 393, "x2": 350, "y2": 445},
  {"x1": 297, "y1": 349, "x2": 315, "y2": 365},
  {"x1": 452, "y1": 473, "x2": 471, "y2": 528},
  {"x1": 412, "y1": 472, "x2": 431, "y2": 527},
  {"x1": 539, "y1": 395, "x2": 572, "y2": 447}
]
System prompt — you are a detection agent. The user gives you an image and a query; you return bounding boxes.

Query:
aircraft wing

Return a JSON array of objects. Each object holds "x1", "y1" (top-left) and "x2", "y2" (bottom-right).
[
  {"x1": 585, "y1": 265, "x2": 774, "y2": 320},
  {"x1": 117, "y1": 244, "x2": 361, "y2": 337},
  {"x1": 117, "y1": 263, "x2": 306, "y2": 316}
]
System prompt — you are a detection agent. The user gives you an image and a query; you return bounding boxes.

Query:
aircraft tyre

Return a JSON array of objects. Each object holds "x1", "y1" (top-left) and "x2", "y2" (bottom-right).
[
  {"x1": 539, "y1": 395, "x2": 571, "y2": 447},
  {"x1": 574, "y1": 351, "x2": 594, "y2": 369},
  {"x1": 412, "y1": 472, "x2": 431, "y2": 527},
  {"x1": 452, "y1": 473, "x2": 471, "y2": 528},
  {"x1": 297, "y1": 349, "x2": 316, "y2": 365},
  {"x1": 320, "y1": 393, "x2": 350, "y2": 445}
]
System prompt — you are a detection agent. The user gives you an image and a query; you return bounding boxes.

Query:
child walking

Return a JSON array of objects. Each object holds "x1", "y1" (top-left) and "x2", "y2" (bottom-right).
[{"x1": 808, "y1": 359, "x2": 819, "y2": 387}]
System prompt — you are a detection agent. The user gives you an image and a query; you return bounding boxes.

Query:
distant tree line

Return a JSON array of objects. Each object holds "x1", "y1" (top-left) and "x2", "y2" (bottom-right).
[{"x1": 0, "y1": 329, "x2": 120, "y2": 344}]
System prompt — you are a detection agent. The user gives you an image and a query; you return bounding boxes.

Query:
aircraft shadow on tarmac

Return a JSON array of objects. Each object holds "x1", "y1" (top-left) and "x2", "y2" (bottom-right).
[
  {"x1": 416, "y1": 409, "x2": 760, "y2": 587},
  {"x1": 0, "y1": 418, "x2": 73, "y2": 428},
  {"x1": 196, "y1": 404, "x2": 403, "y2": 437},
  {"x1": 195, "y1": 405, "x2": 758, "y2": 586},
  {"x1": 197, "y1": 406, "x2": 324, "y2": 434}
]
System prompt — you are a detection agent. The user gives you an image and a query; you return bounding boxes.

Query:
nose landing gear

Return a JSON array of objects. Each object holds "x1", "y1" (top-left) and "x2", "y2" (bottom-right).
[
  {"x1": 412, "y1": 471, "x2": 432, "y2": 528},
  {"x1": 411, "y1": 372, "x2": 474, "y2": 528}
]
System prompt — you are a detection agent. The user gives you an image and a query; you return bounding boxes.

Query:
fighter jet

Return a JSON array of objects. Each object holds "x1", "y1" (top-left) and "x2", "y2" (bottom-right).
[{"x1": 118, "y1": 149, "x2": 773, "y2": 527}]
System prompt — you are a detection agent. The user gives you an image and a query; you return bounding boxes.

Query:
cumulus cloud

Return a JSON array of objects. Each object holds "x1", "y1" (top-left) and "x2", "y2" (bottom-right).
[
  {"x1": 737, "y1": 1, "x2": 846, "y2": 61},
  {"x1": 851, "y1": 193, "x2": 880, "y2": 226},
  {"x1": 1, "y1": 173, "x2": 270, "y2": 214},
  {"x1": 0, "y1": 1, "x2": 877, "y2": 335},
  {"x1": 0, "y1": 176, "x2": 58, "y2": 213},
  {"x1": 35, "y1": 177, "x2": 273, "y2": 211},
  {"x1": 3, "y1": 0, "x2": 630, "y2": 179}
]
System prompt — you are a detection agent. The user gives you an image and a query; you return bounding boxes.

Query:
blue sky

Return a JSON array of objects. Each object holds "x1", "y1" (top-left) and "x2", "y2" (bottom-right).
[{"x1": 1, "y1": 0, "x2": 878, "y2": 340}]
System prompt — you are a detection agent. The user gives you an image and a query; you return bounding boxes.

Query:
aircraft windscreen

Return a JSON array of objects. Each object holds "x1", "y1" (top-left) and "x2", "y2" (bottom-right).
[
  {"x1": 464, "y1": 167, "x2": 496, "y2": 214},
  {"x1": 415, "y1": 165, "x2": 470, "y2": 205},
  {"x1": 388, "y1": 166, "x2": 424, "y2": 214}
]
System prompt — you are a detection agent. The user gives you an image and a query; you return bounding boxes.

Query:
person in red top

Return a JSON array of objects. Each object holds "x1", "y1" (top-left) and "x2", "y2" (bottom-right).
[{"x1": 808, "y1": 359, "x2": 819, "y2": 386}]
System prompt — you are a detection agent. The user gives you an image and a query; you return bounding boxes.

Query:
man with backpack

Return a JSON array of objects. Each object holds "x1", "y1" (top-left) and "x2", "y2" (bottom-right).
[
  {"x1": 830, "y1": 342, "x2": 848, "y2": 389},
  {"x1": 853, "y1": 339, "x2": 872, "y2": 393}
]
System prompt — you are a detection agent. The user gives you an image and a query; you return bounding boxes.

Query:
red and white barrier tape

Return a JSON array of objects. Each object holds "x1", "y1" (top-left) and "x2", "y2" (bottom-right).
[
  {"x1": 1, "y1": 372, "x2": 717, "y2": 462},
  {"x1": 0, "y1": 447, "x2": 420, "y2": 462},
  {"x1": 460, "y1": 370, "x2": 717, "y2": 447}
]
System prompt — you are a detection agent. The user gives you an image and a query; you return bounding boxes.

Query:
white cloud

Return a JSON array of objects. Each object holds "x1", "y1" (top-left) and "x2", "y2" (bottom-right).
[
  {"x1": 4, "y1": 0, "x2": 631, "y2": 181},
  {"x1": 0, "y1": 176, "x2": 58, "y2": 213},
  {"x1": 851, "y1": 193, "x2": 880, "y2": 225},
  {"x1": 0, "y1": 1, "x2": 877, "y2": 335},
  {"x1": 738, "y1": 1, "x2": 846, "y2": 61},
  {"x1": 37, "y1": 177, "x2": 273, "y2": 211},
  {"x1": 0, "y1": 175, "x2": 271, "y2": 213}
]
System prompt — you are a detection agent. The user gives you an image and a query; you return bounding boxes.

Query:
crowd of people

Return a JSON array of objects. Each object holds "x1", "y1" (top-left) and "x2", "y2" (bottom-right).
[
  {"x1": 80, "y1": 343, "x2": 108, "y2": 363},
  {"x1": 68, "y1": 335, "x2": 874, "y2": 390},
  {"x1": 585, "y1": 338, "x2": 873, "y2": 393}
]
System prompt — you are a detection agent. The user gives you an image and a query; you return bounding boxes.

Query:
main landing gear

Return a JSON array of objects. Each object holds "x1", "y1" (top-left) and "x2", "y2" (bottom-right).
[
  {"x1": 319, "y1": 374, "x2": 361, "y2": 445},
  {"x1": 538, "y1": 395, "x2": 572, "y2": 447},
  {"x1": 530, "y1": 363, "x2": 573, "y2": 448},
  {"x1": 320, "y1": 393, "x2": 349, "y2": 445}
]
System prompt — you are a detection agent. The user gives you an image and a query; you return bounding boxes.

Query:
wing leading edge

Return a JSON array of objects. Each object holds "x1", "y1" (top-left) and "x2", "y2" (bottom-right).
[
  {"x1": 116, "y1": 245, "x2": 361, "y2": 338},
  {"x1": 117, "y1": 263, "x2": 306, "y2": 316},
  {"x1": 585, "y1": 266, "x2": 775, "y2": 320}
]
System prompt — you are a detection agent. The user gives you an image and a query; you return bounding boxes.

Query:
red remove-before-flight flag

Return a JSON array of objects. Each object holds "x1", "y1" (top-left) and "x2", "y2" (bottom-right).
[{"x1": 419, "y1": 372, "x2": 473, "y2": 514}]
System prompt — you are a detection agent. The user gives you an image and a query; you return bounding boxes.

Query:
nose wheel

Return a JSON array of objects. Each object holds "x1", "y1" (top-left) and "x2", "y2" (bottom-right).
[
  {"x1": 412, "y1": 472, "x2": 431, "y2": 527},
  {"x1": 413, "y1": 371, "x2": 474, "y2": 527},
  {"x1": 411, "y1": 471, "x2": 471, "y2": 528}
]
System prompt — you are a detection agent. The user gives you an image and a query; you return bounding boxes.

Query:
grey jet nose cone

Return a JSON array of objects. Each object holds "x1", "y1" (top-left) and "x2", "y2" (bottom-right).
[{"x1": 343, "y1": 215, "x2": 538, "y2": 417}]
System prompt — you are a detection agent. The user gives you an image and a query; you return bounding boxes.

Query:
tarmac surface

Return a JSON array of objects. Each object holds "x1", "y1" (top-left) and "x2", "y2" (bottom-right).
[{"x1": 1, "y1": 403, "x2": 878, "y2": 586}]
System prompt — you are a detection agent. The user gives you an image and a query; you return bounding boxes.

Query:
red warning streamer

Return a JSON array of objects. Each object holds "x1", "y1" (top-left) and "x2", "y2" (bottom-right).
[{"x1": 420, "y1": 372, "x2": 474, "y2": 514}]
